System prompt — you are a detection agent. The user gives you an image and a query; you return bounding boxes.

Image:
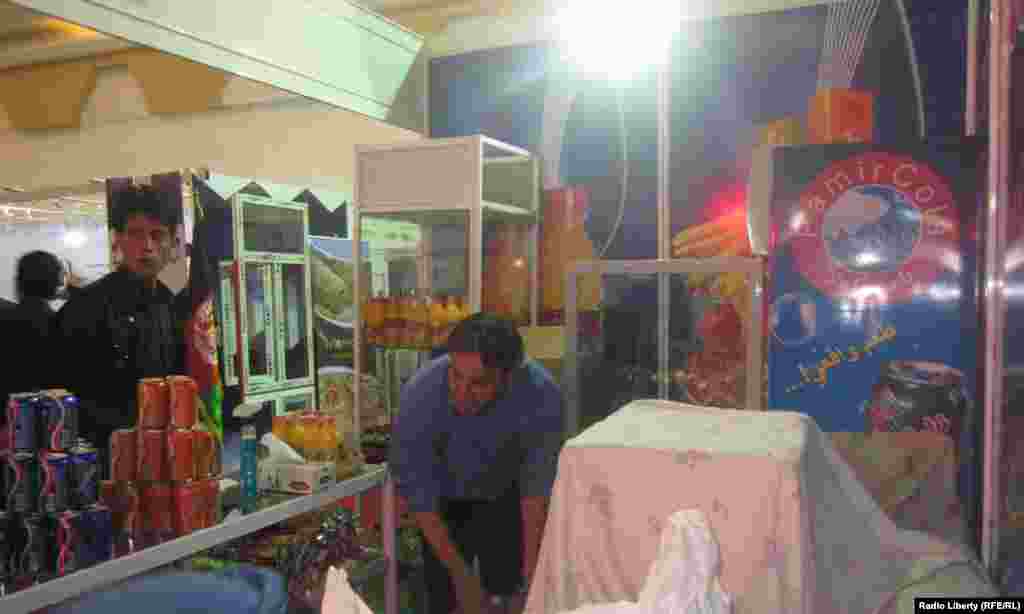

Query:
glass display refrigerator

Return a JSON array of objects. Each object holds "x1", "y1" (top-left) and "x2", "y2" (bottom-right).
[
  {"x1": 352, "y1": 135, "x2": 540, "y2": 449},
  {"x1": 218, "y1": 193, "x2": 316, "y2": 415},
  {"x1": 564, "y1": 257, "x2": 766, "y2": 437}
]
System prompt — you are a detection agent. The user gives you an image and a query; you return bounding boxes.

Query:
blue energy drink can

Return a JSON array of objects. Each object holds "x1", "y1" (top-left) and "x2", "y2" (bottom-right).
[
  {"x1": 7, "y1": 394, "x2": 41, "y2": 453},
  {"x1": 4, "y1": 453, "x2": 39, "y2": 514},
  {"x1": 69, "y1": 447, "x2": 99, "y2": 510},
  {"x1": 41, "y1": 391, "x2": 78, "y2": 452}
]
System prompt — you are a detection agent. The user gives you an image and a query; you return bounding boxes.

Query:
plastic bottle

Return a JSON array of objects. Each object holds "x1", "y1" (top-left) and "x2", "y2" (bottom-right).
[{"x1": 240, "y1": 424, "x2": 259, "y2": 514}]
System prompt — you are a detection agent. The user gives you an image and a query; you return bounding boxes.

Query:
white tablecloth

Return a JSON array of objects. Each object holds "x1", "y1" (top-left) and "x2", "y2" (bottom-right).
[{"x1": 525, "y1": 400, "x2": 989, "y2": 614}]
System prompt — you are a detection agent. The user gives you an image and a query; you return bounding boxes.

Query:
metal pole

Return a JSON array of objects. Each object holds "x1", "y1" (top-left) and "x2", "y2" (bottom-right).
[
  {"x1": 657, "y1": 55, "x2": 671, "y2": 400},
  {"x1": 967, "y1": 0, "x2": 981, "y2": 135},
  {"x1": 981, "y1": 0, "x2": 1013, "y2": 574}
]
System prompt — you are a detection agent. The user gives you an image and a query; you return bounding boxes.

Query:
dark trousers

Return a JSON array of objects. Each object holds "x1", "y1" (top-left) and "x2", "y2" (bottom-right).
[{"x1": 421, "y1": 486, "x2": 523, "y2": 614}]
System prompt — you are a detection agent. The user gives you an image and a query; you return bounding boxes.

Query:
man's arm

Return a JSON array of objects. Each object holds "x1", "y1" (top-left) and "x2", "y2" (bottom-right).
[{"x1": 519, "y1": 384, "x2": 565, "y2": 588}]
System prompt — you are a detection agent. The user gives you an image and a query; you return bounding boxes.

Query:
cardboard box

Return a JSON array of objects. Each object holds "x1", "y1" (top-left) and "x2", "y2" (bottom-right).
[
  {"x1": 807, "y1": 88, "x2": 874, "y2": 144},
  {"x1": 259, "y1": 462, "x2": 336, "y2": 495}
]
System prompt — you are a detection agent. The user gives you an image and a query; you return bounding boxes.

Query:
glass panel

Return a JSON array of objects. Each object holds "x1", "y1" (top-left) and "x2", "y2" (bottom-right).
[
  {"x1": 246, "y1": 263, "x2": 273, "y2": 379},
  {"x1": 360, "y1": 211, "x2": 469, "y2": 351},
  {"x1": 669, "y1": 272, "x2": 748, "y2": 409},
  {"x1": 281, "y1": 391, "x2": 313, "y2": 414},
  {"x1": 482, "y1": 219, "x2": 532, "y2": 325},
  {"x1": 572, "y1": 273, "x2": 657, "y2": 433},
  {"x1": 281, "y1": 263, "x2": 310, "y2": 381},
  {"x1": 242, "y1": 202, "x2": 305, "y2": 254}
]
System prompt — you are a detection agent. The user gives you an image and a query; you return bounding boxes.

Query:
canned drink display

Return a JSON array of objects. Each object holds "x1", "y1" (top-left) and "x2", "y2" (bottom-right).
[
  {"x1": 8, "y1": 393, "x2": 41, "y2": 453},
  {"x1": 5, "y1": 453, "x2": 39, "y2": 514},
  {"x1": 193, "y1": 430, "x2": 218, "y2": 480},
  {"x1": 14, "y1": 514, "x2": 48, "y2": 587},
  {"x1": 45, "y1": 511, "x2": 79, "y2": 577},
  {"x1": 172, "y1": 483, "x2": 201, "y2": 536},
  {"x1": 0, "y1": 510, "x2": 11, "y2": 588},
  {"x1": 167, "y1": 429, "x2": 195, "y2": 483},
  {"x1": 167, "y1": 376, "x2": 198, "y2": 429},
  {"x1": 138, "y1": 429, "x2": 168, "y2": 482},
  {"x1": 40, "y1": 391, "x2": 78, "y2": 452},
  {"x1": 137, "y1": 378, "x2": 170, "y2": 430},
  {"x1": 199, "y1": 478, "x2": 221, "y2": 529},
  {"x1": 39, "y1": 452, "x2": 70, "y2": 514},
  {"x1": 109, "y1": 428, "x2": 137, "y2": 482},
  {"x1": 74, "y1": 505, "x2": 113, "y2": 568},
  {"x1": 69, "y1": 447, "x2": 99, "y2": 509},
  {"x1": 140, "y1": 483, "x2": 174, "y2": 545}
]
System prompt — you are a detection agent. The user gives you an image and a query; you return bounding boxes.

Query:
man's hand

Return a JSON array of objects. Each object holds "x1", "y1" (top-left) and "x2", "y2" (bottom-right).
[{"x1": 451, "y1": 564, "x2": 489, "y2": 614}]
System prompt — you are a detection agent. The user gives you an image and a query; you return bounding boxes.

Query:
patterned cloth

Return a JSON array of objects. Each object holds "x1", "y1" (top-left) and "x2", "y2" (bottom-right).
[{"x1": 525, "y1": 400, "x2": 995, "y2": 614}]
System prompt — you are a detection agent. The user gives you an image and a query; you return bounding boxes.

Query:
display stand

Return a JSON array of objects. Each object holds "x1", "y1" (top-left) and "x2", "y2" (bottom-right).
[
  {"x1": 564, "y1": 257, "x2": 766, "y2": 437},
  {"x1": 351, "y1": 135, "x2": 540, "y2": 446},
  {"x1": 0, "y1": 467, "x2": 393, "y2": 614}
]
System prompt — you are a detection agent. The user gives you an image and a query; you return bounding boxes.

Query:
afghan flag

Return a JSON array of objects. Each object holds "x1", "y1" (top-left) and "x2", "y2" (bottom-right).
[{"x1": 183, "y1": 187, "x2": 224, "y2": 442}]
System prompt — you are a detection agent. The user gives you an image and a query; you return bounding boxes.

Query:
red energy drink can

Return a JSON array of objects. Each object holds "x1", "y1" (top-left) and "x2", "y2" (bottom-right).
[
  {"x1": 167, "y1": 376, "x2": 198, "y2": 429},
  {"x1": 45, "y1": 512, "x2": 79, "y2": 577},
  {"x1": 137, "y1": 378, "x2": 170, "y2": 430},
  {"x1": 109, "y1": 429, "x2": 137, "y2": 482},
  {"x1": 140, "y1": 483, "x2": 174, "y2": 545},
  {"x1": 199, "y1": 478, "x2": 221, "y2": 529},
  {"x1": 4, "y1": 453, "x2": 39, "y2": 514},
  {"x1": 193, "y1": 430, "x2": 218, "y2": 480},
  {"x1": 167, "y1": 429, "x2": 195, "y2": 483},
  {"x1": 100, "y1": 480, "x2": 140, "y2": 556},
  {"x1": 172, "y1": 483, "x2": 201, "y2": 536},
  {"x1": 40, "y1": 391, "x2": 78, "y2": 452},
  {"x1": 39, "y1": 452, "x2": 70, "y2": 514},
  {"x1": 7, "y1": 393, "x2": 41, "y2": 453},
  {"x1": 138, "y1": 429, "x2": 168, "y2": 482},
  {"x1": 69, "y1": 447, "x2": 99, "y2": 509}
]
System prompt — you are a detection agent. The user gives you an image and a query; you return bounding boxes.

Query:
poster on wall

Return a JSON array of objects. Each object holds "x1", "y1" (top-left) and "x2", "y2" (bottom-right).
[{"x1": 766, "y1": 139, "x2": 984, "y2": 439}]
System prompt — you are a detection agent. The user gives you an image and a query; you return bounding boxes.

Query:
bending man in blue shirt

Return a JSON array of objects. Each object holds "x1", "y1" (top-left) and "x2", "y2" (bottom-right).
[{"x1": 390, "y1": 313, "x2": 564, "y2": 614}]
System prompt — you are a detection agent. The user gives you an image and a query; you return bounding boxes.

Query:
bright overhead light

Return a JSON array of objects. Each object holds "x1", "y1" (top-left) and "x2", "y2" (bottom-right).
[
  {"x1": 63, "y1": 229, "x2": 87, "y2": 249},
  {"x1": 554, "y1": 0, "x2": 683, "y2": 82}
]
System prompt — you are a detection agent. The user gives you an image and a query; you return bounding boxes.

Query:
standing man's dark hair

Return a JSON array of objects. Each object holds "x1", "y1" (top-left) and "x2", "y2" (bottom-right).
[
  {"x1": 446, "y1": 313, "x2": 525, "y2": 372},
  {"x1": 16, "y1": 250, "x2": 64, "y2": 301},
  {"x1": 108, "y1": 185, "x2": 181, "y2": 232}
]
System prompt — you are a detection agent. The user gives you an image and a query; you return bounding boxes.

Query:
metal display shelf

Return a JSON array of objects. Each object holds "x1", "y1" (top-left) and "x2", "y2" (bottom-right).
[{"x1": 1, "y1": 465, "x2": 389, "y2": 614}]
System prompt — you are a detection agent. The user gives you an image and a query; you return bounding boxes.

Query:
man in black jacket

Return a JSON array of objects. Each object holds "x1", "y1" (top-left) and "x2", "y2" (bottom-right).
[
  {"x1": 0, "y1": 250, "x2": 64, "y2": 411},
  {"x1": 55, "y1": 186, "x2": 184, "y2": 466}
]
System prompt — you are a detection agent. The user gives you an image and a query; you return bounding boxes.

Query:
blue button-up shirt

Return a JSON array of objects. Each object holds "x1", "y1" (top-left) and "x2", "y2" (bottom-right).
[{"x1": 390, "y1": 355, "x2": 564, "y2": 513}]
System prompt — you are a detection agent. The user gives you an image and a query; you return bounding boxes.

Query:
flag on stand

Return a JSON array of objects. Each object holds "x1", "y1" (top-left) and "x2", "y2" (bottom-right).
[{"x1": 182, "y1": 187, "x2": 224, "y2": 442}]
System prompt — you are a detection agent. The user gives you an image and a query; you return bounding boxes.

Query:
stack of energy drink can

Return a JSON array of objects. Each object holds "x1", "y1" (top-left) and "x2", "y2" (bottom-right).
[
  {"x1": 101, "y1": 376, "x2": 222, "y2": 555},
  {"x1": 2, "y1": 390, "x2": 112, "y2": 594}
]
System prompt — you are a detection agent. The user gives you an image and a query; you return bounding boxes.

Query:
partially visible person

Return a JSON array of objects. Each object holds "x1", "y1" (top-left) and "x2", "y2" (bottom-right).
[
  {"x1": 54, "y1": 185, "x2": 184, "y2": 465},
  {"x1": 0, "y1": 250, "x2": 64, "y2": 410},
  {"x1": 391, "y1": 314, "x2": 564, "y2": 614}
]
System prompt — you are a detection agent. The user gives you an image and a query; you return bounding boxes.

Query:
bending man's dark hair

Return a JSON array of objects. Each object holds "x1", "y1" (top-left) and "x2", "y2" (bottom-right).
[
  {"x1": 446, "y1": 312, "x2": 524, "y2": 372},
  {"x1": 108, "y1": 185, "x2": 181, "y2": 233},
  {"x1": 17, "y1": 250, "x2": 63, "y2": 301}
]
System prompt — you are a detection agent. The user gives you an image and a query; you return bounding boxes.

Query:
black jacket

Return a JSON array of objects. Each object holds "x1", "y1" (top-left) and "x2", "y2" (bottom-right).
[
  {"x1": 0, "y1": 296, "x2": 58, "y2": 409},
  {"x1": 54, "y1": 270, "x2": 184, "y2": 442}
]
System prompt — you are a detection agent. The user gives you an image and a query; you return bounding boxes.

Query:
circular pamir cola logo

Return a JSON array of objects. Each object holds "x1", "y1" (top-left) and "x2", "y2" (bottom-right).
[{"x1": 785, "y1": 152, "x2": 960, "y2": 304}]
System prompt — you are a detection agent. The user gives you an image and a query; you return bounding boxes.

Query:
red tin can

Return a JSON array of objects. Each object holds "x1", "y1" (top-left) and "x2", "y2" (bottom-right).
[
  {"x1": 167, "y1": 429, "x2": 195, "y2": 483},
  {"x1": 198, "y1": 478, "x2": 221, "y2": 529},
  {"x1": 137, "y1": 429, "x2": 168, "y2": 483},
  {"x1": 167, "y1": 376, "x2": 198, "y2": 429},
  {"x1": 193, "y1": 430, "x2": 218, "y2": 480},
  {"x1": 137, "y1": 378, "x2": 170, "y2": 430},
  {"x1": 172, "y1": 483, "x2": 201, "y2": 537},
  {"x1": 140, "y1": 483, "x2": 174, "y2": 544},
  {"x1": 109, "y1": 429, "x2": 137, "y2": 482}
]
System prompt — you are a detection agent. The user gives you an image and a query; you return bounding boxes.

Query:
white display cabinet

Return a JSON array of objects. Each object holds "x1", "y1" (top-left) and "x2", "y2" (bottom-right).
[
  {"x1": 218, "y1": 194, "x2": 316, "y2": 414},
  {"x1": 351, "y1": 135, "x2": 540, "y2": 442}
]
